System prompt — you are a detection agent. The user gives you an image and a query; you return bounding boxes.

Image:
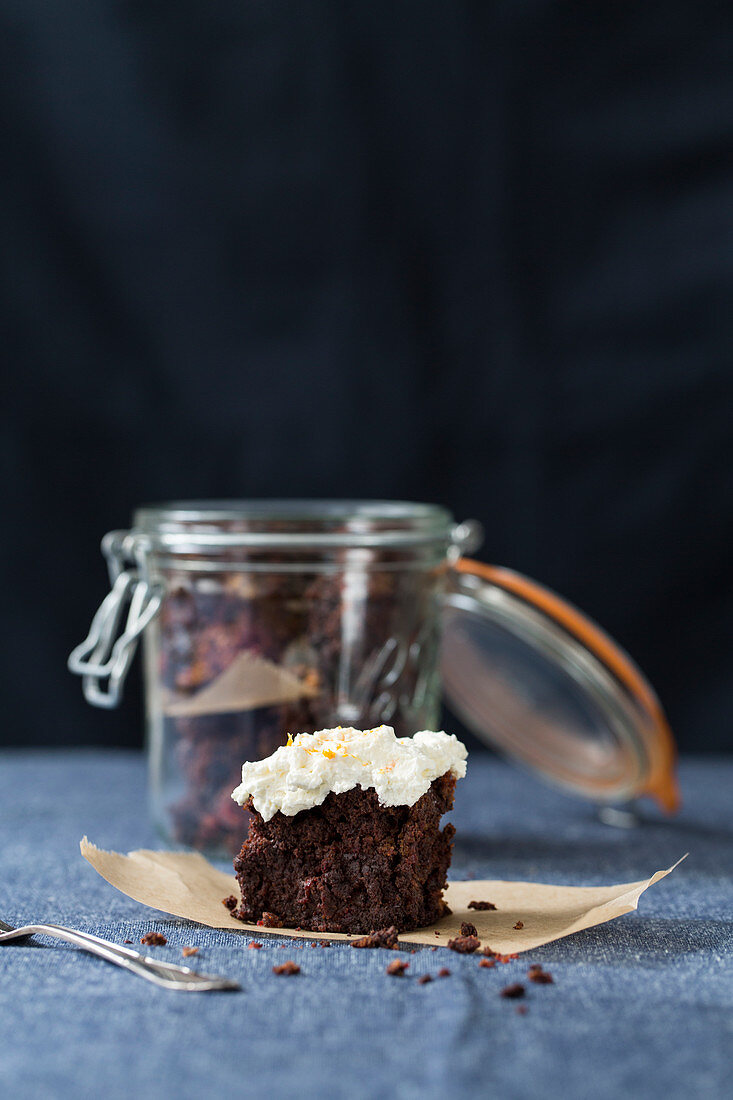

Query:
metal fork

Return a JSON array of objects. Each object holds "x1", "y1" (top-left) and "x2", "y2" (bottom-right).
[{"x1": 0, "y1": 919, "x2": 240, "y2": 992}]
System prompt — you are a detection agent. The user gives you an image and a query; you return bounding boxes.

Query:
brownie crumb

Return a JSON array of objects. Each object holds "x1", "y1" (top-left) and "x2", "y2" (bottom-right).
[
  {"x1": 386, "y1": 959, "x2": 409, "y2": 976},
  {"x1": 468, "y1": 900, "x2": 497, "y2": 911},
  {"x1": 460, "y1": 921, "x2": 478, "y2": 937},
  {"x1": 222, "y1": 895, "x2": 238, "y2": 911},
  {"x1": 417, "y1": 974, "x2": 433, "y2": 985},
  {"x1": 140, "y1": 932, "x2": 167, "y2": 946},
  {"x1": 500, "y1": 983, "x2": 525, "y2": 999},
  {"x1": 258, "y1": 912, "x2": 283, "y2": 928},
  {"x1": 182, "y1": 946, "x2": 199, "y2": 957},
  {"x1": 370, "y1": 926, "x2": 399, "y2": 949},
  {"x1": 319, "y1": 941, "x2": 331, "y2": 948},
  {"x1": 351, "y1": 926, "x2": 399, "y2": 950},
  {"x1": 528, "y1": 966, "x2": 554, "y2": 984},
  {"x1": 123, "y1": 940, "x2": 133, "y2": 944},
  {"x1": 438, "y1": 968, "x2": 451, "y2": 978},
  {"x1": 479, "y1": 946, "x2": 497, "y2": 957},
  {"x1": 431, "y1": 946, "x2": 438, "y2": 952},
  {"x1": 273, "y1": 961, "x2": 300, "y2": 975},
  {"x1": 513, "y1": 920, "x2": 524, "y2": 930},
  {"x1": 479, "y1": 958, "x2": 495, "y2": 969},
  {"x1": 248, "y1": 942, "x2": 262, "y2": 950},
  {"x1": 516, "y1": 1005, "x2": 528, "y2": 1015},
  {"x1": 447, "y1": 934, "x2": 480, "y2": 954}
]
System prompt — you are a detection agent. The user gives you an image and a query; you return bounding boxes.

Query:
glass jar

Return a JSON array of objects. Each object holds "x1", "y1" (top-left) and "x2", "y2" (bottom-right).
[
  {"x1": 71, "y1": 502, "x2": 477, "y2": 854},
  {"x1": 70, "y1": 499, "x2": 679, "y2": 856}
]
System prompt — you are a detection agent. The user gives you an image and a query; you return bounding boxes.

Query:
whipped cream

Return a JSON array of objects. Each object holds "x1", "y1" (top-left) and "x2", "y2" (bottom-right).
[{"x1": 231, "y1": 725, "x2": 467, "y2": 822}]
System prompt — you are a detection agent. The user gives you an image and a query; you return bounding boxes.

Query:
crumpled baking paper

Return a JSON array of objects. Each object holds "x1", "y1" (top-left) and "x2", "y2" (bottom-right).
[
  {"x1": 162, "y1": 651, "x2": 318, "y2": 717},
  {"x1": 80, "y1": 839, "x2": 685, "y2": 953}
]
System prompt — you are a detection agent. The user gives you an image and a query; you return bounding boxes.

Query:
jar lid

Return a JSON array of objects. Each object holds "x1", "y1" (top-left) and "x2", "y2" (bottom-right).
[{"x1": 441, "y1": 560, "x2": 679, "y2": 811}]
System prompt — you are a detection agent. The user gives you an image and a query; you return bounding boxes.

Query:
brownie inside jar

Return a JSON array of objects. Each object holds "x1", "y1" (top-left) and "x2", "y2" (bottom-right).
[{"x1": 157, "y1": 572, "x2": 319, "y2": 854}]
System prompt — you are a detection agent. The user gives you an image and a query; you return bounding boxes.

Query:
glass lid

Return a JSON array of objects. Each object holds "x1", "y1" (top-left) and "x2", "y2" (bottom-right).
[{"x1": 441, "y1": 560, "x2": 679, "y2": 811}]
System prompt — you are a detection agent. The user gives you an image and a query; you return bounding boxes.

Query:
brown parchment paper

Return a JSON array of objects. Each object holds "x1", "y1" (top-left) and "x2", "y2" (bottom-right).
[
  {"x1": 80, "y1": 839, "x2": 685, "y2": 953},
  {"x1": 163, "y1": 652, "x2": 319, "y2": 718}
]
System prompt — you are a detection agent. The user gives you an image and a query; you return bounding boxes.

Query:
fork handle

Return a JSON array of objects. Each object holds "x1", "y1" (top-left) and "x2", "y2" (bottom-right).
[
  {"x1": 37, "y1": 925, "x2": 197, "y2": 972},
  {"x1": 0, "y1": 923, "x2": 239, "y2": 991}
]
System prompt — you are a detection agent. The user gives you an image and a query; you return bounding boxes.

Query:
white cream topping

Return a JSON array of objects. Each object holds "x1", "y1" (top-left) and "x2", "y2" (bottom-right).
[{"x1": 231, "y1": 725, "x2": 467, "y2": 822}]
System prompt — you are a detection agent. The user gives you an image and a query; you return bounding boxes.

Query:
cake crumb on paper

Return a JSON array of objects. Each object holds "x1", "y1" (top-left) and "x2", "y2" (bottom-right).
[
  {"x1": 351, "y1": 926, "x2": 399, "y2": 949},
  {"x1": 258, "y1": 912, "x2": 283, "y2": 928},
  {"x1": 447, "y1": 934, "x2": 480, "y2": 954}
]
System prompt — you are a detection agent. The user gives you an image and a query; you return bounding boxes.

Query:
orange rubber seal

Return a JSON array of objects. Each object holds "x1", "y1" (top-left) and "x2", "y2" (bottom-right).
[{"x1": 456, "y1": 559, "x2": 680, "y2": 813}]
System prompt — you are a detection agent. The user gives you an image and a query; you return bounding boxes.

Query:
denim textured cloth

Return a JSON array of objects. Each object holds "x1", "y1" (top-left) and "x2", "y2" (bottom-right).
[{"x1": 1, "y1": 751, "x2": 731, "y2": 1099}]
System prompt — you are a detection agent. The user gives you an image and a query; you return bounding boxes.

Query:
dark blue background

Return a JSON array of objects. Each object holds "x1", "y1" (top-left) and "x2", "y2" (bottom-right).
[{"x1": 2, "y1": 1, "x2": 732, "y2": 751}]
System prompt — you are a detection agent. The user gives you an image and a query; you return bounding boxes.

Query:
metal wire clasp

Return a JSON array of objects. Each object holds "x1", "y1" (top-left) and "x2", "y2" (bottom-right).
[
  {"x1": 68, "y1": 530, "x2": 164, "y2": 708},
  {"x1": 449, "y1": 519, "x2": 484, "y2": 561}
]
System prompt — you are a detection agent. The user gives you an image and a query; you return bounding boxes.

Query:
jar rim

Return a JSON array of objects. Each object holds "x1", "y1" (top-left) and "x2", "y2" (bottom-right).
[{"x1": 131, "y1": 499, "x2": 468, "y2": 552}]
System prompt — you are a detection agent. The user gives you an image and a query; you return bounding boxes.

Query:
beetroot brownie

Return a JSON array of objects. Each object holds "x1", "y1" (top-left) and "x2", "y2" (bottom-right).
[{"x1": 231, "y1": 726, "x2": 467, "y2": 933}]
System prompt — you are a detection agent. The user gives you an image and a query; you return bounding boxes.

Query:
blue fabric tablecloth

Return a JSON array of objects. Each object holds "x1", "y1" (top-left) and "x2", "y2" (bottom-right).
[{"x1": 1, "y1": 751, "x2": 731, "y2": 1100}]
